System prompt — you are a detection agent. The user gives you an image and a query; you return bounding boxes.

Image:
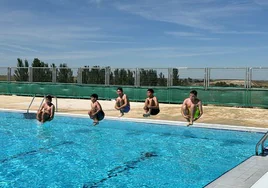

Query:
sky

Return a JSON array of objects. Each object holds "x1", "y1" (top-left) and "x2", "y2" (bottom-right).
[{"x1": 0, "y1": 0, "x2": 268, "y2": 68}]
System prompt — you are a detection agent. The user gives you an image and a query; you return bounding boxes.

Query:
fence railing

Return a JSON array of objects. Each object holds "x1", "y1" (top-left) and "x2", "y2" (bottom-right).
[{"x1": 0, "y1": 67, "x2": 268, "y2": 89}]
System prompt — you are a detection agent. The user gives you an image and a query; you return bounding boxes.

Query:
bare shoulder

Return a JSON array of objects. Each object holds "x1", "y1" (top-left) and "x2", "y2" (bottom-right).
[
  {"x1": 153, "y1": 96, "x2": 158, "y2": 101},
  {"x1": 183, "y1": 98, "x2": 189, "y2": 103}
]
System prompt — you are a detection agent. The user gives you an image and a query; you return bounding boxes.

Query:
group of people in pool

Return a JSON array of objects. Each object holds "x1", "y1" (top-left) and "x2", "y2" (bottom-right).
[{"x1": 36, "y1": 87, "x2": 203, "y2": 126}]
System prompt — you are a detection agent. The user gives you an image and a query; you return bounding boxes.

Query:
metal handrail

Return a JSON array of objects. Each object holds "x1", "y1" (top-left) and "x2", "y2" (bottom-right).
[
  {"x1": 255, "y1": 131, "x2": 268, "y2": 155},
  {"x1": 26, "y1": 95, "x2": 45, "y2": 113}
]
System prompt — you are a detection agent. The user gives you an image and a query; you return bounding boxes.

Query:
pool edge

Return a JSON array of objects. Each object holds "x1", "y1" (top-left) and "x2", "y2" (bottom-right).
[{"x1": 1, "y1": 108, "x2": 267, "y2": 133}]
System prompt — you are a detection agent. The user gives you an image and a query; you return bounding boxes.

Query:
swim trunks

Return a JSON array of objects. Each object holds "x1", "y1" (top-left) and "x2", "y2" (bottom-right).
[
  {"x1": 150, "y1": 108, "x2": 160, "y2": 115},
  {"x1": 96, "y1": 110, "x2": 105, "y2": 121},
  {"x1": 122, "y1": 105, "x2": 130, "y2": 113}
]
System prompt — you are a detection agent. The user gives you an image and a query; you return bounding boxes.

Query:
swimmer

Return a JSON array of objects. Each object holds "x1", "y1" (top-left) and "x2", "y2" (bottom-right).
[
  {"x1": 88, "y1": 94, "x2": 105, "y2": 126},
  {"x1": 181, "y1": 90, "x2": 203, "y2": 126},
  {"x1": 143, "y1": 89, "x2": 160, "y2": 117},
  {"x1": 114, "y1": 87, "x2": 130, "y2": 117},
  {"x1": 36, "y1": 95, "x2": 55, "y2": 123}
]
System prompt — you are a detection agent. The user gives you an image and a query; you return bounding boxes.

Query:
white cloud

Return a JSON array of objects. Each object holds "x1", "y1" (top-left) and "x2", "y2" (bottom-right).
[
  {"x1": 115, "y1": 0, "x2": 260, "y2": 31},
  {"x1": 254, "y1": 0, "x2": 268, "y2": 6},
  {"x1": 165, "y1": 32, "x2": 202, "y2": 37},
  {"x1": 214, "y1": 30, "x2": 268, "y2": 35}
]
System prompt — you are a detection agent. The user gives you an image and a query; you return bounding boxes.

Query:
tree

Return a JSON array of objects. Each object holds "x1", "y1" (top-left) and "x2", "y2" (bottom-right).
[
  {"x1": 158, "y1": 72, "x2": 167, "y2": 86},
  {"x1": 14, "y1": 58, "x2": 29, "y2": 81},
  {"x1": 110, "y1": 68, "x2": 135, "y2": 85},
  {"x1": 172, "y1": 68, "x2": 180, "y2": 86},
  {"x1": 57, "y1": 63, "x2": 74, "y2": 83},
  {"x1": 140, "y1": 69, "x2": 158, "y2": 86},
  {"x1": 82, "y1": 66, "x2": 105, "y2": 84},
  {"x1": 32, "y1": 58, "x2": 52, "y2": 82}
]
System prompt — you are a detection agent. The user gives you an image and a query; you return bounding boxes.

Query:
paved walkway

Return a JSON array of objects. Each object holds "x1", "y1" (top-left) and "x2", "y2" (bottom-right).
[
  {"x1": 206, "y1": 155, "x2": 268, "y2": 188},
  {"x1": 0, "y1": 95, "x2": 268, "y2": 128}
]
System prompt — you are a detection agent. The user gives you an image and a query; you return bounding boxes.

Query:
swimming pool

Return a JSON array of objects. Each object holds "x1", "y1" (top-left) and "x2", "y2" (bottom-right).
[{"x1": 0, "y1": 112, "x2": 263, "y2": 188}]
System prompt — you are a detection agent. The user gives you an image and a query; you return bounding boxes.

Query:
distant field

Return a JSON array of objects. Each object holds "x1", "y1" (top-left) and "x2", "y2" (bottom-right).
[
  {"x1": 0, "y1": 75, "x2": 267, "y2": 88},
  {"x1": 0, "y1": 75, "x2": 7, "y2": 81}
]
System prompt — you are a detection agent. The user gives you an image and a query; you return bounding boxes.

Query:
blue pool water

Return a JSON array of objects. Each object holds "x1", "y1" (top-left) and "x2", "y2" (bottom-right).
[{"x1": 0, "y1": 112, "x2": 264, "y2": 188}]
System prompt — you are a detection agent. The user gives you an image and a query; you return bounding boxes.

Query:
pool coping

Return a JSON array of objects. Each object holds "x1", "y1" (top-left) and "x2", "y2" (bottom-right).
[{"x1": 1, "y1": 108, "x2": 267, "y2": 133}]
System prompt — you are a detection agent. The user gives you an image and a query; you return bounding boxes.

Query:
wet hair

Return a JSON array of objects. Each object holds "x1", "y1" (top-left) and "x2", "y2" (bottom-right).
[
  {"x1": 46, "y1": 95, "x2": 52, "y2": 100},
  {"x1": 91, "y1": 93, "x2": 98, "y2": 100},
  {"x1": 147, "y1": 89, "x2": 154, "y2": 93},
  {"x1": 190, "y1": 90, "x2": 197, "y2": 96},
  {"x1": 117, "y1": 87, "x2": 123, "y2": 92}
]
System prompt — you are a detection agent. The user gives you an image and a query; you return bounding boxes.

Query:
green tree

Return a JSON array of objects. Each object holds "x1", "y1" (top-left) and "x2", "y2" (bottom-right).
[
  {"x1": 14, "y1": 58, "x2": 29, "y2": 81},
  {"x1": 140, "y1": 69, "x2": 158, "y2": 86},
  {"x1": 57, "y1": 63, "x2": 74, "y2": 83},
  {"x1": 82, "y1": 66, "x2": 105, "y2": 84},
  {"x1": 111, "y1": 69, "x2": 135, "y2": 85},
  {"x1": 172, "y1": 68, "x2": 180, "y2": 86},
  {"x1": 158, "y1": 72, "x2": 167, "y2": 86},
  {"x1": 32, "y1": 58, "x2": 52, "y2": 82}
]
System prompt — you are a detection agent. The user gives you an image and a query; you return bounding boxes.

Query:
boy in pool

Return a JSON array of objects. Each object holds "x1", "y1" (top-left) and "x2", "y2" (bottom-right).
[
  {"x1": 181, "y1": 90, "x2": 203, "y2": 126},
  {"x1": 88, "y1": 94, "x2": 105, "y2": 126},
  {"x1": 36, "y1": 95, "x2": 55, "y2": 123},
  {"x1": 143, "y1": 89, "x2": 160, "y2": 117},
  {"x1": 114, "y1": 87, "x2": 130, "y2": 117}
]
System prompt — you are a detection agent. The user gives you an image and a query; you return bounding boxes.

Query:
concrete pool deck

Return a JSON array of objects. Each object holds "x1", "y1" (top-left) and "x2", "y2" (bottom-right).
[
  {"x1": 205, "y1": 155, "x2": 268, "y2": 188},
  {"x1": 0, "y1": 95, "x2": 268, "y2": 128},
  {"x1": 1, "y1": 95, "x2": 268, "y2": 187}
]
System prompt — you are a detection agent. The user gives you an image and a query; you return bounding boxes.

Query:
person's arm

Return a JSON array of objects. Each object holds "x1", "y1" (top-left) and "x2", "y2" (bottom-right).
[
  {"x1": 144, "y1": 98, "x2": 149, "y2": 107},
  {"x1": 181, "y1": 99, "x2": 189, "y2": 118},
  {"x1": 92, "y1": 102, "x2": 102, "y2": 116},
  {"x1": 38, "y1": 103, "x2": 44, "y2": 112},
  {"x1": 119, "y1": 95, "x2": 128, "y2": 109},
  {"x1": 149, "y1": 97, "x2": 159, "y2": 109},
  {"x1": 49, "y1": 105, "x2": 55, "y2": 119},
  {"x1": 114, "y1": 98, "x2": 120, "y2": 110}
]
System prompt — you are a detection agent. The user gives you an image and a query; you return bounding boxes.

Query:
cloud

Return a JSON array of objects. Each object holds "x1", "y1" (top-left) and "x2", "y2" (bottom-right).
[
  {"x1": 214, "y1": 30, "x2": 268, "y2": 35},
  {"x1": 165, "y1": 32, "x2": 202, "y2": 37},
  {"x1": 0, "y1": 43, "x2": 40, "y2": 53},
  {"x1": 254, "y1": 0, "x2": 268, "y2": 6},
  {"x1": 114, "y1": 0, "x2": 260, "y2": 31}
]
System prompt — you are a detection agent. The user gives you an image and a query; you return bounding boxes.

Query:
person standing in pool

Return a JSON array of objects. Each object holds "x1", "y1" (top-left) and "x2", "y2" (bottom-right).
[
  {"x1": 36, "y1": 95, "x2": 55, "y2": 123},
  {"x1": 115, "y1": 87, "x2": 130, "y2": 117},
  {"x1": 88, "y1": 94, "x2": 105, "y2": 126},
  {"x1": 143, "y1": 89, "x2": 160, "y2": 117},
  {"x1": 181, "y1": 90, "x2": 203, "y2": 126}
]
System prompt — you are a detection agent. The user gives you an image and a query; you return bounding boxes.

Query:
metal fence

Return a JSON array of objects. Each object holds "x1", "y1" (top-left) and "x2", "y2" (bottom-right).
[{"x1": 0, "y1": 67, "x2": 267, "y2": 89}]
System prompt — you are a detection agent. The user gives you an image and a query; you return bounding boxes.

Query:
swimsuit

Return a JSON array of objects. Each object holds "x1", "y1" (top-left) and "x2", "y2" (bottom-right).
[
  {"x1": 150, "y1": 108, "x2": 160, "y2": 115},
  {"x1": 96, "y1": 110, "x2": 105, "y2": 121},
  {"x1": 122, "y1": 105, "x2": 130, "y2": 113}
]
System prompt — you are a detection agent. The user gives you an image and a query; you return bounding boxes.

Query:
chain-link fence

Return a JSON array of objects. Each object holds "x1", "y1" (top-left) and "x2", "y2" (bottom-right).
[
  {"x1": 56, "y1": 68, "x2": 78, "y2": 83},
  {"x1": 0, "y1": 67, "x2": 8, "y2": 81},
  {"x1": 138, "y1": 68, "x2": 169, "y2": 87},
  {"x1": 250, "y1": 68, "x2": 268, "y2": 88},
  {"x1": 1, "y1": 67, "x2": 268, "y2": 89},
  {"x1": 172, "y1": 68, "x2": 205, "y2": 87},
  {"x1": 109, "y1": 68, "x2": 136, "y2": 86},
  {"x1": 208, "y1": 68, "x2": 247, "y2": 88}
]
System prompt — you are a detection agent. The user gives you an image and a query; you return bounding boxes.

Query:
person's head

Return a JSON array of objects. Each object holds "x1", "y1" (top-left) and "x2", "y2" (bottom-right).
[
  {"x1": 91, "y1": 93, "x2": 98, "y2": 102},
  {"x1": 116, "y1": 87, "x2": 123, "y2": 96},
  {"x1": 147, "y1": 88, "x2": 154, "y2": 97},
  {"x1": 189, "y1": 90, "x2": 197, "y2": 101},
  {"x1": 45, "y1": 95, "x2": 52, "y2": 104}
]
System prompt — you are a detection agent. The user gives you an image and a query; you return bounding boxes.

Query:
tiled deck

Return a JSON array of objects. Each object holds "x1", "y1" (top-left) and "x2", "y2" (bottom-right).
[{"x1": 205, "y1": 155, "x2": 268, "y2": 188}]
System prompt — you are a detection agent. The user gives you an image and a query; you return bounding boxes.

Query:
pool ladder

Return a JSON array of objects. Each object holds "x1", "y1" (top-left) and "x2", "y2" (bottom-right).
[
  {"x1": 255, "y1": 131, "x2": 268, "y2": 155},
  {"x1": 27, "y1": 95, "x2": 58, "y2": 113},
  {"x1": 27, "y1": 95, "x2": 45, "y2": 113}
]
